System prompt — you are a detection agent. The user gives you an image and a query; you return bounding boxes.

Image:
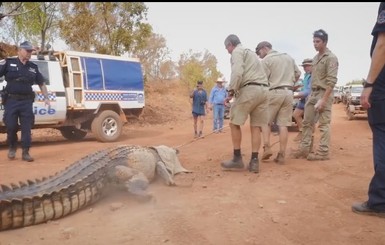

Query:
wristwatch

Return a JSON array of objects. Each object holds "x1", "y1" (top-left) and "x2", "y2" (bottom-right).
[{"x1": 363, "y1": 81, "x2": 374, "y2": 88}]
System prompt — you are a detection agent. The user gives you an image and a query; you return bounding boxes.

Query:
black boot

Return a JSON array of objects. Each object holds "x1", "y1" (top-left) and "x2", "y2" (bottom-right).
[
  {"x1": 8, "y1": 147, "x2": 16, "y2": 160},
  {"x1": 248, "y1": 158, "x2": 259, "y2": 173},
  {"x1": 22, "y1": 148, "x2": 34, "y2": 162},
  {"x1": 221, "y1": 155, "x2": 244, "y2": 169}
]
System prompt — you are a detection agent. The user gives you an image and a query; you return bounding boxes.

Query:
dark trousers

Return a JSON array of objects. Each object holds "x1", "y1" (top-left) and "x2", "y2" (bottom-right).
[
  {"x1": 3, "y1": 98, "x2": 34, "y2": 148},
  {"x1": 367, "y1": 122, "x2": 385, "y2": 211}
]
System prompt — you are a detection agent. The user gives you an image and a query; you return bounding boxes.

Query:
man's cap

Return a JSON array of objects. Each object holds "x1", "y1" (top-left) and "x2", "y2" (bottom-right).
[
  {"x1": 197, "y1": 80, "x2": 203, "y2": 85},
  {"x1": 300, "y1": 58, "x2": 313, "y2": 66},
  {"x1": 255, "y1": 41, "x2": 272, "y2": 53},
  {"x1": 19, "y1": 41, "x2": 36, "y2": 51}
]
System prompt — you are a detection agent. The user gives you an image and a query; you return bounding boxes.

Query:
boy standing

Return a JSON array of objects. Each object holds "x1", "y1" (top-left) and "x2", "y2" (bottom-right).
[{"x1": 190, "y1": 80, "x2": 208, "y2": 138}]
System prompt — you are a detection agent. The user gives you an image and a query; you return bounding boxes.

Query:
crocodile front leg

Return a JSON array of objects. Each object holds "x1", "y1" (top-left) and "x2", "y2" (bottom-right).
[
  {"x1": 156, "y1": 161, "x2": 176, "y2": 186},
  {"x1": 114, "y1": 166, "x2": 153, "y2": 202}
]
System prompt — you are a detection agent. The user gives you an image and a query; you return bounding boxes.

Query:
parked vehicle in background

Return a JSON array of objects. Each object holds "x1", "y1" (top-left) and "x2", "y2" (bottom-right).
[
  {"x1": 345, "y1": 84, "x2": 366, "y2": 120},
  {"x1": 224, "y1": 98, "x2": 233, "y2": 119},
  {"x1": 337, "y1": 86, "x2": 344, "y2": 103},
  {"x1": 347, "y1": 84, "x2": 363, "y2": 106},
  {"x1": 224, "y1": 103, "x2": 230, "y2": 119},
  {"x1": 341, "y1": 85, "x2": 350, "y2": 105},
  {"x1": 289, "y1": 97, "x2": 300, "y2": 132},
  {"x1": 333, "y1": 86, "x2": 342, "y2": 104}
]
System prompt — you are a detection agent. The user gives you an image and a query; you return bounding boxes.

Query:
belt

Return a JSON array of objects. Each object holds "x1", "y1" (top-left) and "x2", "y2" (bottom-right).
[
  {"x1": 8, "y1": 93, "x2": 35, "y2": 100},
  {"x1": 312, "y1": 87, "x2": 325, "y2": 91},
  {"x1": 242, "y1": 82, "x2": 268, "y2": 88},
  {"x1": 269, "y1": 86, "x2": 293, "y2": 91}
]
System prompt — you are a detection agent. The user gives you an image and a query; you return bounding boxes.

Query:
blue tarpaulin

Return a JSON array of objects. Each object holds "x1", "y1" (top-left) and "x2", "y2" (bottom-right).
[{"x1": 81, "y1": 57, "x2": 144, "y2": 91}]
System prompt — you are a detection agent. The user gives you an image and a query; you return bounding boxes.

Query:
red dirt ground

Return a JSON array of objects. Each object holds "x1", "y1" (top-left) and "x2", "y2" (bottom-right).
[{"x1": 0, "y1": 81, "x2": 384, "y2": 245}]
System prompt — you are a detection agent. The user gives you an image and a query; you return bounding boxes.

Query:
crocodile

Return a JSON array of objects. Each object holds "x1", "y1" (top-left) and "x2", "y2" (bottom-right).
[{"x1": 0, "y1": 144, "x2": 191, "y2": 231}]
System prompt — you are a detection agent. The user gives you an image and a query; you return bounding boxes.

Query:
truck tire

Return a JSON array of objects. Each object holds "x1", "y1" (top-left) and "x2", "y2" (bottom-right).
[
  {"x1": 60, "y1": 126, "x2": 87, "y2": 141},
  {"x1": 91, "y1": 110, "x2": 122, "y2": 142}
]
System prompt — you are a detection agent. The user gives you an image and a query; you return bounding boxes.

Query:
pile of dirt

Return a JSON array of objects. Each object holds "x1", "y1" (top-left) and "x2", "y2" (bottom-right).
[
  {"x1": 0, "y1": 42, "x2": 17, "y2": 59},
  {"x1": 128, "y1": 79, "x2": 192, "y2": 127}
]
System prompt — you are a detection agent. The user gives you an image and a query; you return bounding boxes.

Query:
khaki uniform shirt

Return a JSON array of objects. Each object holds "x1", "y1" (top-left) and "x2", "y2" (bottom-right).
[
  {"x1": 228, "y1": 44, "x2": 268, "y2": 92},
  {"x1": 261, "y1": 50, "x2": 301, "y2": 89},
  {"x1": 311, "y1": 48, "x2": 339, "y2": 90}
]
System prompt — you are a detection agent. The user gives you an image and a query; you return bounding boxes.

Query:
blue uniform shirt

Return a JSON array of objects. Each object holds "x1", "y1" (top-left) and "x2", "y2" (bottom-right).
[
  {"x1": 0, "y1": 57, "x2": 45, "y2": 94},
  {"x1": 368, "y1": 2, "x2": 385, "y2": 124}
]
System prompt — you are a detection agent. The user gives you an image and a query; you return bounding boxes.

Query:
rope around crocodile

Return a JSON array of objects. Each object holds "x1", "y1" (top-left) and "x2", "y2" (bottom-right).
[{"x1": 174, "y1": 125, "x2": 280, "y2": 149}]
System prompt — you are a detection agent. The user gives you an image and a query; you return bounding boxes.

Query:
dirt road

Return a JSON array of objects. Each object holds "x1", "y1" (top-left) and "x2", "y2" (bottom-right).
[{"x1": 0, "y1": 103, "x2": 384, "y2": 245}]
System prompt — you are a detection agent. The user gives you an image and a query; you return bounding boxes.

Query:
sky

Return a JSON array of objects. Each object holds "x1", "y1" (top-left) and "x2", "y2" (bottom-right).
[{"x1": 144, "y1": 2, "x2": 380, "y2": 86}]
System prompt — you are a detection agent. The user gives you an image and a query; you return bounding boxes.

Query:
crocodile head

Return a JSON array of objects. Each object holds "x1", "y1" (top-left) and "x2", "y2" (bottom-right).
[{"x1": 151, "y1": 145, "x2": 191, "y2": 176}]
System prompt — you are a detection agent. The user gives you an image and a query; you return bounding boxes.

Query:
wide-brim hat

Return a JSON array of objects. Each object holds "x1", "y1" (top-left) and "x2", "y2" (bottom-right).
[{"x1": 216, "y1": 78, "x2": 225, "y2": 83}]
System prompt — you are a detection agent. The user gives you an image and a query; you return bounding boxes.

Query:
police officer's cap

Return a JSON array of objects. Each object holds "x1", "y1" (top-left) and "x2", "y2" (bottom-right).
[{"x1": 19, "y1": 41, "x2": 36, "y2": 51}]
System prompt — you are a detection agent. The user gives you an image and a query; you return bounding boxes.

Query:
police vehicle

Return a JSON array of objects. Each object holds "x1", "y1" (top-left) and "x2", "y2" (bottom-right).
[{"x1": 0, "y1": 50, "x2": 145, "y2": 142}]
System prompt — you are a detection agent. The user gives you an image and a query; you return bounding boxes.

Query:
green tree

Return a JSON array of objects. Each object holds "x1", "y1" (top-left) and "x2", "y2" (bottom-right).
[
  {"x1": 58, "y1": 2, "x2": 152, "y2": 56},
  {"x1": 178, "y1": 49, "x2": 222, "y2": 92},
  {"x1": 134, "y1": 32, "x2": 174, "y2": 81},
  {"x1": 346, "y1": 79, "x2": 365, "y2": 86},
  {"x1": 1, "y1": 2, "x2": 60, "y2": 51},
  {"x1": 0, "y1": 2, "x2": 23, "y2": 21},
  {"x1": 159, "y1": 60, "x2": 177, "y2": 81}
]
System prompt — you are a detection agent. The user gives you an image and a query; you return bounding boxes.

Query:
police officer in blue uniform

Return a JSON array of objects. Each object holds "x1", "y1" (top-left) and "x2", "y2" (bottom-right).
[
  {"x1": 352, "y1": 2, "x2": 385, "y2": 217},
  {"x1": 0, "y1": 41, "x2": 50, "y2": 162}
]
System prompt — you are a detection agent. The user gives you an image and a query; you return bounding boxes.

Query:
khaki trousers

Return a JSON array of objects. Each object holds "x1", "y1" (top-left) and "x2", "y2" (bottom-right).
[{"x1": 300, "y1": 89, "x2": 333, "y2": 155}]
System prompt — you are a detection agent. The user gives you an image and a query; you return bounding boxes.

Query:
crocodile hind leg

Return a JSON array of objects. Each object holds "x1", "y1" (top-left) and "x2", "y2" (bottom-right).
[
  {"x1": 114, "y1": 166, "x2": 153, "y2": 202},
  {"x1": 156, "y1": 161, "x2": 176, "y2": 186}
]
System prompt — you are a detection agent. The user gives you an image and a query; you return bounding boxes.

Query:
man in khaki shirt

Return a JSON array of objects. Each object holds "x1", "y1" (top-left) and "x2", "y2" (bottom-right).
[
  {"x1": 256, "y1": 41, "x2": 301, "y2": 164},
  {"x1": 221, "y1": 34, "x2": 269, "y2": 173},
  {"x1": 292, "y1": 29, "x2": 338, "y2": 160}
]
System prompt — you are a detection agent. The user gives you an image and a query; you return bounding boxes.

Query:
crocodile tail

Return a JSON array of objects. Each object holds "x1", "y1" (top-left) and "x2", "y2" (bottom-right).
[{"x1": 0, "y1": 177, "x2": 107, "y2": 231}]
